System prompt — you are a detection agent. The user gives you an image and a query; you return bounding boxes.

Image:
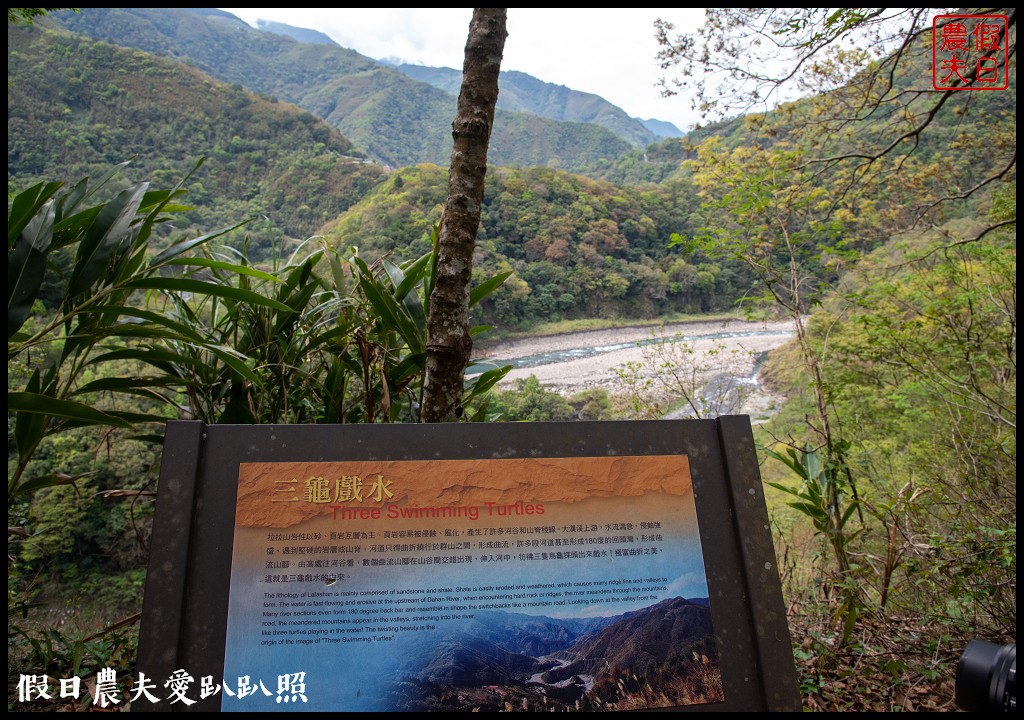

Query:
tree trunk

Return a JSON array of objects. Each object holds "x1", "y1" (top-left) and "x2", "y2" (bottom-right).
[{"x1": 421, "y1": 8, "x2": 507, "y2": 422}]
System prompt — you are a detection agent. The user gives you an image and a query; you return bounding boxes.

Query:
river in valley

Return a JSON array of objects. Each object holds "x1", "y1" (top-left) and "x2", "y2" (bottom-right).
[{"x1": 474, "y1": 318, "x2": 795, "y2": 417}]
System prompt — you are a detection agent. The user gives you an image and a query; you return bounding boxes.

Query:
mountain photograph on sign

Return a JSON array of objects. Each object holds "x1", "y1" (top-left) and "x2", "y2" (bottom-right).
[{"x1": 387, "y1": 598, "x2": 719, "y2": 712}]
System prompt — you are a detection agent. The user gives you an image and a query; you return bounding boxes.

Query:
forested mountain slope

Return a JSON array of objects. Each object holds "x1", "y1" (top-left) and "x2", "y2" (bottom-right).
[
  {"x1": 8, "y1": 21, "x2": 387, "y2": 256},
  {"x1": 50, "y1": 7, "x2": 637, "y2": 173},
  {"x1": 8, "y1": 16, "x2": 756, "y2": 327},
  {"x1": 318, "y1": 162, "x2": 750, "y2": 328}
]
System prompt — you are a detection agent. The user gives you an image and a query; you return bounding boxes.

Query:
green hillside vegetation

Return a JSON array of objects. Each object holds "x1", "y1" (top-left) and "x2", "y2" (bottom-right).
[
  {"x1": 8, "y1": 22, "x2": 387, "y2": 258},
  {"x1": 754, "y1": 199, "x2": 1016, "y2": 705},
  {"x1": 679, "y1": 40, "x2": 1015, "y2": 202},
  {"x1": 592, "y1": 135, "x2": 696, "y2": 185},
  {"x1": 51, "y1": 7, "x2": 636, "y2": 173},
  {"x1": 661, "y1": 9, "x2": 1016, "y2": 711},
  {"x1": 319, "y1": 163, "x2": 754, "y2": 328}
]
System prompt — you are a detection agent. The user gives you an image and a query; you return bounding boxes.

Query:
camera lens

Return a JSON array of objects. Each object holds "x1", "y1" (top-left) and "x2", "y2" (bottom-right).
[{"x1": 955, "y1": 640, "x2": 1016, "y2": 712}]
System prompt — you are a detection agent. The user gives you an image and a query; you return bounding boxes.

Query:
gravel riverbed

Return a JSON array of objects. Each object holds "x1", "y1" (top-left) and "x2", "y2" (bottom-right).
[{"x1": 476, "y1": 318, "x2": 796, "y2": 416}]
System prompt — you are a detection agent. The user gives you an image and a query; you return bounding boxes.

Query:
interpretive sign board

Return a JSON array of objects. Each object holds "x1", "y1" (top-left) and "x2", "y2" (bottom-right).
[{"x1": 136, "y1": 418, "x2": 800, "y2": 712}]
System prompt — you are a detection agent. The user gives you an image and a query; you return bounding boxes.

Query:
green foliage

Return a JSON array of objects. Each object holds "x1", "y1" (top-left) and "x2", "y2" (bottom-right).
[
  {"x1": 820, "y1": 217, "x2": 1016, "y2": 636},
  {"x1": 754, "y1": 198, "x2": 1016, "y2": 710},
  {"x1": 486, "y1": 375, "x2": 576, "y2": 422},
  {"x1": 7, "y1": 161, "x2": 265, "y2": 504},
  {"x1": 8, "y1": 14, "x2": 757, "y2": 330},
  {"x1": 663, "y1": 12, "x2": 1015, "y2": 709},
  {"x1": 8, "y1": 162, "x2": 513, "y2": 502},
  {"x1": 765, "y1": 445, "x2": 859, "y2": 548},
  {"x1": 567, "y1": 387, "x2": 614, "y2": 420},
  {"x1": 8, "y1": 595, "x2": 140, "y2": 709},
  {"x1": 8, "y1": 165, "x2": 517, "y2": 710},
  {"x1": 7, "y1": 8, "x2": 72, "y2": 24},
  {"x1": 594, "y1": 138, "x2": 695, "y2": 186},
  {"x1": 764, "y1": 443, "x2": 863, "y2": 641},
  {"x1": 145, "y1": 224, "x2": 512, "y2": 426},
  {"x1": 17, "y1": 482, "x2": 92, "y2": 563}
]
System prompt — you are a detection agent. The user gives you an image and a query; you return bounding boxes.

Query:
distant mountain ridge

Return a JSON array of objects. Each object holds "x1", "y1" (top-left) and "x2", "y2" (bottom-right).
[
  {"x1": 254, "y1": 18, "x2": 338, "y2": 46},
  {"x1": 50, "y1": 8, "x2": 652, "y2": 172},
  {"x1": 393, "y1": 64, "x2": 681, "y2": 146},
  {"x1": 219, "y1": 16, "x2": 684, "y2": 144},
  {"x1": 639, "y1": 117, "x2": 685, "y2": 138}
]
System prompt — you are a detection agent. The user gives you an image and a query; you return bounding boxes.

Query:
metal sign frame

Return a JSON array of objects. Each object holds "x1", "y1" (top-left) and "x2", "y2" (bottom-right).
[{"x1": 136, "y1": 417, "x2": 800, "y2": 712}]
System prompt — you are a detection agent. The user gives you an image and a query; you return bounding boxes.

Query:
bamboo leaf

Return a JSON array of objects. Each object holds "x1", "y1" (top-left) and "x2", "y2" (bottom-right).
[
  {"x1": 393, "y1": 254, "x2": 430, "y2": 330},
  {"x1": 206, "y1": 345, "x2": 262, "y2": 385},
  {"x1": 100, "y1": 410, "x2": 176, "y2": 424},
  {"x1": 13, "y1": 471, "x2": 94, "y2": 498},
  {"x1": 87, "y1": 347, "x2": 206, "y2": 367},
  {"x1": 8, "y1": 241, "x2": 49, "y2": 339},
  {"x1": 8, "y1": 392, "x2": 133, "y2": 428},
  {"x1": 840, "y1": 502, "x2": 860, "y2": 529},
  {"x1": 389, "y1": 352, "x2": 427, "y2": 383},
  {"x1": 63, "y1": 161, "x2": 134, "y2": 216},
  {"x1": 470, "y1": 270, "x2": 513, "y2": 307},
  {"x1": 162, "y1": 257, "x2": 282, "y2": 283},
  {"x1": 424, "y1": 223, "x2": 440, "y2": 312},
  {"x1": 8, "y1": 181, "x2": 62, "y2": 249},
  {"x1": 149, "y1": 220, "x2": 251, "y2": 266},
  {"x1": 13, "y1": 371, "x2": 47, "y2": 458},
  {"x1": 307, "y1": 323, "x2": 358, "y2": 352},
  {"x1": 17, "y1": 196, "x2": 57, "y2": 252},
  {"x1": 766, "y1": 481, "x2": 801, "y2": 498},
  {"x1": 394, "y1": 254, "x2": 431, "y2": 300},
  {"x1": 133, "y1": 170, "x2": 194, "y2": 243},
  {"x1": 357, "y1": 269, "x2": 424, "y2": 355},
  {"x1": 8, "y1": 186, "x2": 60, "y2": 336},
  {"x1": 78, "y1": 306, "x2": 208, "y2": 342},
  {"x1": 464, "y1": 364, "x2": 511, "y2": 399},
  {"x1": 67, "y1": 183, "x2": 149, "y2": 297},
  {"x1": 71, "y1": 377, "x2": 186, "y2": 394},
  {"x1": 788, "y1": 501, "x2": 829, "y2": 522},
  {"x1": 324, "y1": 242, "x2": 348, "y2": 294},
  {"x1": 121, "y1": 278, "x2": 291, "y2": 311}
]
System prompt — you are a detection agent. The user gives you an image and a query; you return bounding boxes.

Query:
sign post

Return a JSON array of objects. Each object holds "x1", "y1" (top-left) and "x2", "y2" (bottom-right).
[{"x1": 136, "y1": 418, "x2": 800, "y2": 712}]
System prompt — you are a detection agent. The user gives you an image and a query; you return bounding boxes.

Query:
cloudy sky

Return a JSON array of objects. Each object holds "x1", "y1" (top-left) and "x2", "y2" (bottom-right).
[{"x1": 220, "y1": 8, "x2": 708, "y2": 132}]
